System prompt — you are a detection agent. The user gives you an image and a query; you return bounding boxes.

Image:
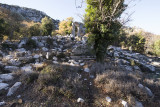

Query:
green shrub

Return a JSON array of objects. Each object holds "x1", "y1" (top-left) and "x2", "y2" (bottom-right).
[
  {"x1": 58, "y1": 17, "x2": 73, "y2": 35},
  {"x1": 126, "y1": 33, "x2": 146, "y2": 53},
  {"x1": 38, "y1": 65, "x2": 62, "y2": 85},
  {"x1": 28, "y1": 24, "x2": 41, "y2": 37},
  {"x1": 41, "y1": 17, "x2": 55, "y2": 36},
  {"x1": 21, "y1": 73, "x2": 39, "y2": 84},
  {"x1": 153, "y1": 40, "x2": 160, "y2": 57},
  {"x1": 25, "y1": 38, "x2": 37, "y2": 49}
]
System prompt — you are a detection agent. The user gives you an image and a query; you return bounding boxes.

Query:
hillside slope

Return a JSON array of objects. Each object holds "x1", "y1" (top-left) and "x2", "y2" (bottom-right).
[{"x1": 0, "y1": 3, "x2": 59, "y2": 27}]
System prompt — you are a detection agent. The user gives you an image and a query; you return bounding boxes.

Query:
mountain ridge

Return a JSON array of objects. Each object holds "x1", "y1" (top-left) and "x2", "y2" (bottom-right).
[{"x1": 0, "y1": 3, "x2": 59, "y2": 26}]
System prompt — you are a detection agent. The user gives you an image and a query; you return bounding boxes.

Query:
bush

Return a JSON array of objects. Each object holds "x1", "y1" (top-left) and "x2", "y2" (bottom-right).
[
  {"x1": 38, "y1": 65, "x2": 63, "y2": 85},
  {"x1": 41, "y1": 17, "x2": 55, "y2": 36},
  {"x1": 51, "y1": 30, "x2": 58, "y2": 36},
  {"x1": 123, "y1": 33, "x2": 146, "y2": 53},
  {"x1": 153, "y1": 40, "x2": 160, "y2": 57},
  {"x1": 28, "y1": 23, "x2": 41, "y2": 37},
  {"x1": 58, "y1": 17, "x2": 73, "y2": 35},
  {"x1": 0, "y1": 18, "x2": 9, "y2": 40},
  {"x1": 21, "y1": 73, "x2": 39, "y2": 84},
  {"x1": 24, "y1": 38, "x2": 37, "y2": 49}
]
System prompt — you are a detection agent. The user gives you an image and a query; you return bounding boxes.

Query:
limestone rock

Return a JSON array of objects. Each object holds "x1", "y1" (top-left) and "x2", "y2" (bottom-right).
[
  {"x1": 0, "y1": 73, "x2": 14, "y2": 81},
  {"x1": 21, "y1": 65, "x2": 33, "y2": 73},
  {"x1": 144, "y1": 87, "x2": 153, "y2": 97},
  {"x1": 138, "y1": 84, "x2": 144, "y2": 89},
  {"x1": 122, "y1": 100, "x2": 128, "y2": 107},
  {"x1": 7, "y1": 82, "x2": 22, "y2": 96},
  {"x1": 42, "y1": 47, "x2": 48, "y2": 52},
  {"x1": 77, "y1": 98, "x2": 84, "y2": 103},
  {"x1": 135, "y1": 101, "x2": 143, "y2": 107},
  {"x1": 84, "y1": 68, "x2": 90, "y2": 73},
  {"x1": 4, "y1": 66, "x2": 19, "y2": 72},
  {"x1": 139, "y1": 63, "x2": 155, "y2": 72},
  {"x1": 0, "y1": 101, "x2": 5, "y2": 106},
  {"x1": 33, "y1": 62, "x2": 44, "y2": 68},
  {"x1": 0, "y1": 83, "x2": 9, "y2": 90},
  {"x1": 53, "y1": 57, "x2": 58, "y2": 61},
  {"x1": 33, "y1": 54, "x2": 40, "y2": 59},
  {"x1": 106, "y1": 97, "x2": 112, "y2": 102}
]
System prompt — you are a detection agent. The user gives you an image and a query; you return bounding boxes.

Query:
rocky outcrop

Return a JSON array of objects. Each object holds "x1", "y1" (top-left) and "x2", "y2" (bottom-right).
[{"x1": 107, "y1": 46, "x2": 157, "y2": 72}]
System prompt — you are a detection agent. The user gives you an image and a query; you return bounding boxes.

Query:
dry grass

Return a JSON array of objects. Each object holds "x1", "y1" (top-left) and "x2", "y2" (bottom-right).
[
  {"x1": 93, "y1": 63, "x2": 152, "y2": 106},
  {"x1": 18, "y1": 64, "x2": 84, "y2": 106}
]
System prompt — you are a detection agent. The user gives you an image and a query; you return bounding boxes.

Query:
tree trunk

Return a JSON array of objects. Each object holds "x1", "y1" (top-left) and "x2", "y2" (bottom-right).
[{"x1": 94, "y1": 34, "x2": 107, "y2": 63}]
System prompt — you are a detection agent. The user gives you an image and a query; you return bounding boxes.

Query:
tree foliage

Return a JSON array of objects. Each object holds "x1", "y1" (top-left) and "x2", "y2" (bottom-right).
[
  {"x1": 58, "y1": 17, "x2": 73, "y2": 35},
  {"x1": 127, "y1": 33, "x2": 146, "y2": 53},
  {"x1": 153, "y1": 40, "x2": 160, "y2": 57},
  {"x1": 41, "y1": 17, "x2": 55, "y2": 36},
  {"x1": 85, "y1": 0, "x2": 126, "y2": 62},
  {"x1": 0, "y1": 18, "x2": 9, "y2": 39},
  {"x1": 28, "y1": 23, "x2": 41, "y2": 37}
]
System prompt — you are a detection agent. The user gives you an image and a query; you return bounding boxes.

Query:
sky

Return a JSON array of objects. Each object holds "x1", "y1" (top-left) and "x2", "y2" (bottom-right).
[{"x1": 0, "y1": 0, "x2": 160, "y2": 35}]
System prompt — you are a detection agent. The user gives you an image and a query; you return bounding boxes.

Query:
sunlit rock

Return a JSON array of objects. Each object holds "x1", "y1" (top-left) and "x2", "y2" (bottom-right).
[
  {"x1": 0, "y1": 83, "x2": 9, "y2": 91},
  {"x1": 7, "y1": 82, "x2": 22, "y2": 96},
  {"x1": 0, "y1": 73, "x2": 14, "y2": 81}
]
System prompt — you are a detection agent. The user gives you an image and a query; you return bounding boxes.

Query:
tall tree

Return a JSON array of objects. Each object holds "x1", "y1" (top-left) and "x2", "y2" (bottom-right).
[
  {"x1": 41, "y1": 17, "x2": 55, "y2": 36},
  {"x1": 58, "y1": 17, "x2": 73, "y2": 35},
  {"x1": 85, "y1": 0, "x2": 127, "y2": 62}
]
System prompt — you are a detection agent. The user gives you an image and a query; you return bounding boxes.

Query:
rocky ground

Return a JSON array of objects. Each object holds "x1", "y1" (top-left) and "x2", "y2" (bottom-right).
[{"x1": 0, "y1": 35, "x2": 159, "y2": 107}]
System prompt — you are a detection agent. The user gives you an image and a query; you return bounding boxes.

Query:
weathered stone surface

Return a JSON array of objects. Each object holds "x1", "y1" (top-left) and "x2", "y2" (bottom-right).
[
  {"x1": 139, "y1": 63, "x2": 155, "y2": 72},
  {"x1": 33, "y1": 62, "x2": 44, "y2": 68},
  {"x1": 42, "y1": 47, "x2": 48, "y2": 52},
  {"x1": 33, "y1": 54, "x2": 40, "y2": 59},
  {"x1": 21, "y1": 65, "x2": 33, "y2": 73},
  {"x1": 125, "y1": 66, "x2": 133, "y2": 71},
  {"x1": 7, "y1": 82, "x2": 22, "y2": 96},
  {"x1": 138, "y1": 84, "x2": 144, "y2": 89},
  {"x1": 144, "y1": 87, "x2": 153, "y2": 97},
  {"x1": 106, "y1": 97, "x2": 112, "y2": 102},
  {"x1": 0, "y1": 101, "x2": 5, "y2": 106},
  {"x1": 135, "y1": 101, "x2": 143, "y2": 107},
  {"x1": 0, "y1": 74, "x2": 14, "y2": 81},
  {"x1": 107, "y1": 45, "x2": 158, "y2": 72},
  {"x1": 84, "y1": 68, "x2": 90, "y2": 73},
  {"x1": 0, "y1": 83, "x2": 9, "y2": 90},
  {"x1": 4, "y1": 66, "x2": 19, "y2": 72},
  {"x1": 18, "y1": 39, "x2": 27, "y2": 48},
  {"x1": 77, "y1": 98, "x2": 84, "y2": 103},
  {"x1": 121, "y1": 100, "x2": 128, "y2": 107}
]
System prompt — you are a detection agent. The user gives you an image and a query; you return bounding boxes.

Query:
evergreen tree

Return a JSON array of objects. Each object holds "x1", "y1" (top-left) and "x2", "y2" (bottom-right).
[
  {"x1": 85, "y1": 0, "x2": 126, "y2": 62},
  {"x1": 41, "y1": 17, "x2": 55, "y2": 36},
  {"x1": 28, "y1": 23, "x2": 41, "y2": 37}
]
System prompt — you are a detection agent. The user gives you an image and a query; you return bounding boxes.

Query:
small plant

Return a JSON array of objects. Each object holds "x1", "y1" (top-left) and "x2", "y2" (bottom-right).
[
  {"x1": 21, "y1": 73, "x2": 39, "y2": 84},
  {"x1": 153, "y1": 40, "x2": 160, "y2": 57},
  {"x1": 38, "y1": 65, "x2": 63, "y2": 85},
  {"x1": 3, "y1": 35, "x2": 8, "y2": 41},
  {"x1": 130, "y1": 59, "x2": 135, "y2": 66}
]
